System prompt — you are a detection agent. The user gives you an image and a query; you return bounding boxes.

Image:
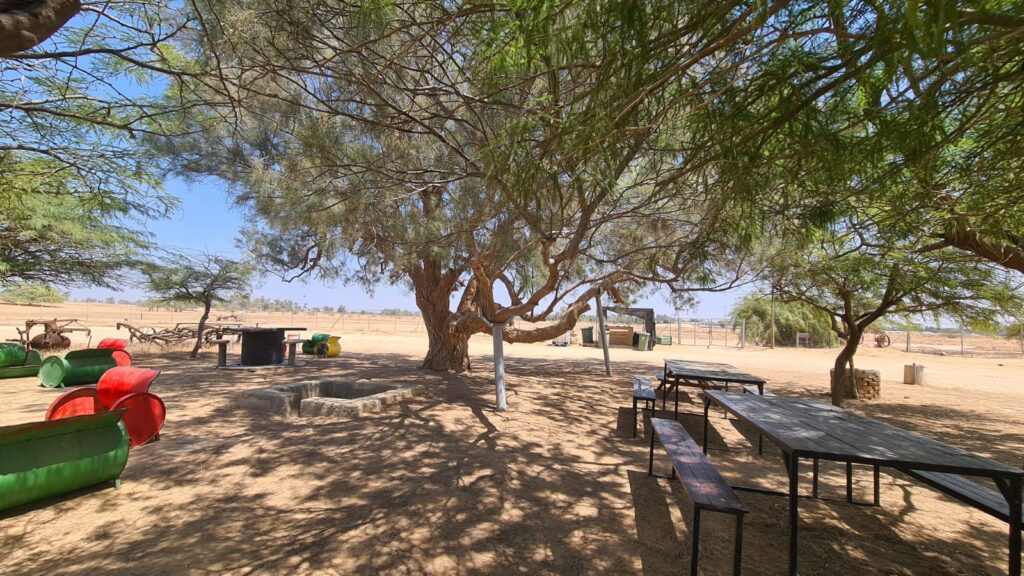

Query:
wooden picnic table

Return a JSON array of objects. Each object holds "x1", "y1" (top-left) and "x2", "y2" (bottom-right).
[
  {"x1": 660, "y1": 359, "x2": 767, "y2": 417},
  {"x1": 702, "y1": 390, "x2": 1023, "y2": 576}
]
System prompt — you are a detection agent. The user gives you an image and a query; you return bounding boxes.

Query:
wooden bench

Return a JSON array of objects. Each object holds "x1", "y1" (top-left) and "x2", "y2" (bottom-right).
[
  {"x1": 648, "y1": 417, "x2": 747, "y2": 576},
  {"x1": 210, "y1": 339, "x2": 230, "y2": 367},
  {"x1": 283, "y1": 338, "x2": 305, "y2": 366},
  {"x1": 632, "y1": 376, "x2": 657, "y2": 438},
  {"x1": 904, "y1": 469, "x2": 1024, "y2": 525}
]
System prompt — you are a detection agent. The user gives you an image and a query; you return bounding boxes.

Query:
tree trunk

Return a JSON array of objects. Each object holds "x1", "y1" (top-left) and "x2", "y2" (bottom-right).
[
  {"x1": 411, "y1": 265, "x2": 472, "y2": 372},
  {"x1": 830, "y1": 325, "x2": 861, "y2": 407},
  {"x1": 191, "y1": 301, "x2": 211, "y2": 359}
]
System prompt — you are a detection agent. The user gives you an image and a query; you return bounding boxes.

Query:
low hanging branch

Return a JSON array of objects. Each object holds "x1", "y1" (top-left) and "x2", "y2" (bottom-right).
[{"x1": 0, "y1": 0, "x2": 81, "y2": 56}]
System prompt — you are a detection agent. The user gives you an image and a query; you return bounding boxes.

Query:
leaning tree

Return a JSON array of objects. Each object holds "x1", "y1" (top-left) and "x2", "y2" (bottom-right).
[
  {"x1": 142, "y1": 253, "x2": 251, "y2": 358},
  {"x1": 155, "y1": 1, "x2": 800, "y2": 370}
]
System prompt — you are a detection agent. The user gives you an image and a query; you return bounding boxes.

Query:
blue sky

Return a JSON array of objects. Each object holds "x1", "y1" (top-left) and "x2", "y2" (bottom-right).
[{"x1": 70, "y1": 177, "x2": 752, "y2": 317}]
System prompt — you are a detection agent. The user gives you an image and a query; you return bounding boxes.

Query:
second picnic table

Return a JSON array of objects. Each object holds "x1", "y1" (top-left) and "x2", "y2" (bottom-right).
[
  {"x1": 702, "y1": 390, "x2": 1023, "y2": 576},
  {"x1": 660, "y1": 359, "x2": 767, "y2": 417}
]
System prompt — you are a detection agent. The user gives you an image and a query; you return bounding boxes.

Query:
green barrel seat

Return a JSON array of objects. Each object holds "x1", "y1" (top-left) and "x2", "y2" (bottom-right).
[
  {"x1": 0, "y1": 411, "x2": 129, "y2": 512},
  {"x1": 39, "y1": 348, "x2": 131, "y2": 388},
  {"x1": 301, "y1": 333, "x2": 331, "y2": 355},
  {"x1": 0, "y1": 343, "x2": 43, "y2": 379}
]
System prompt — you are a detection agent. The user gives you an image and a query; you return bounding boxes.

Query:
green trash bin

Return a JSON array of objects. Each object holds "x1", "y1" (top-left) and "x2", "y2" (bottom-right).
[
  {"x1": 581, "y1": 327, "x2": 594, "y2": 345},
  {"x1": 656, "y1": 335, "x2": 672, "y2": 346},
  {"x1": 636, "y1": 332, "x2": 651, "y2": 351}
]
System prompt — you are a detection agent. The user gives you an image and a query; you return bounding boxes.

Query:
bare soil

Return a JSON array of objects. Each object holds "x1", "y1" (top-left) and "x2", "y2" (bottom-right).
[{"x1": 1, "y1": 304, "x2": 1022, "y2": 575}]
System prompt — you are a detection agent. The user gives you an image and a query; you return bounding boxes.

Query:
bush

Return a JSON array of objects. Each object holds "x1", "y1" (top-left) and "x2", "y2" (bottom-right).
[{"x1": 731, "y1": 295, "x2": 837, "y2": 347}]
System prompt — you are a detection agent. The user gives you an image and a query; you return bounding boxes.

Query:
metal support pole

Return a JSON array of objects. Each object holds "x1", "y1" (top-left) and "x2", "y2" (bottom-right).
[
  {"x1": 595, "y1": 290, "x2": 612, "y2": 377},
  {"x1": 741, "y1": 319, "x2": 746, "y2": 349},
  {"x1": 492, "y1": 321, "x2": 507, "y2": 411}
]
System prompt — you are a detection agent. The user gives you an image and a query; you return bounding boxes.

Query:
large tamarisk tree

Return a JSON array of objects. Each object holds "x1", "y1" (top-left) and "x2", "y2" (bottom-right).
[{"x1": 157, "y1": 1, "x2": 790, "y2": 371}]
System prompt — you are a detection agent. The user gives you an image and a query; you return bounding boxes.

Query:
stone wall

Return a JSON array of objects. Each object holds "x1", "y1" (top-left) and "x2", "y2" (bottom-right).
[{"x1": 830, "y1": 368, "x2": 881, "y2": 400}]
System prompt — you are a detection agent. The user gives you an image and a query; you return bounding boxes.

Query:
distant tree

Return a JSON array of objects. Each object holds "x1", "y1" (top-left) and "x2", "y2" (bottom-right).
[
  {"x1": 0, "y1": 282, "x2": 65, "y2": 304},
  {"x1": 771, "y1": 212, "x2": 1021, "y2": 406},
  {"x1": 335, "y1": 304, "x2": 347, "y2": 314},
  {"x1": 731, "y1": 295, "x2": 835, "y2": 348},
  {"x1": 143, "y1": 253, "x2": 251, "y2": 358}
]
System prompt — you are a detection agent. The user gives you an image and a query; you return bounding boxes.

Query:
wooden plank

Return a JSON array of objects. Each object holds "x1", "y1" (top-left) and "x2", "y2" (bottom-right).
[{"x1": 651, "y1": 418, "x2": 747, "y2": 514}]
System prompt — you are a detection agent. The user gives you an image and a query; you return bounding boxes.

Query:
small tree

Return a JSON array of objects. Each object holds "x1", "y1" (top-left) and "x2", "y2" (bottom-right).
[
  {"x1": 731, "y1": 295, "x2": 835, "y2": 348},
  {"x1": 772, "y1": 216, "x2": 1021, "y2": 406},
  {"x1": 143, "y1": 253, "x2": 251, "y2": 358}
]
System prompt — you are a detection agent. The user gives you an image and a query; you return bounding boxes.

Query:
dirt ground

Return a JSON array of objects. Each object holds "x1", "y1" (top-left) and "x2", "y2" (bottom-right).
[{"x1": 1, "y1": 309, "x2": 1023, "y2": 575}]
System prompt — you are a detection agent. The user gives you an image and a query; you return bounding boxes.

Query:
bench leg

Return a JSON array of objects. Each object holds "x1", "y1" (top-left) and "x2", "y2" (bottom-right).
[
  {"x1": 734, "y1": 515, "x2": 744, "y2": 576},
  {"x1": 812, "y1": 459, "x2": 820, "y2": 498},
  {"x1": 758, "y1": 433, "x2": 764, "y2": 456},
  {"x1": 690, "y1": 508, "x2": 701, "y2": 576}
]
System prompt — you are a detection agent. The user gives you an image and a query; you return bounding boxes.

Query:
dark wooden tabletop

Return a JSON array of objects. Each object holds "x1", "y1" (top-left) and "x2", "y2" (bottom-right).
[
  {"x1": 664, "y1": 359, "x2": 767, "y2": 385},
  {"x1": 705, "y1": 391, "x2": 1024, "y2": 478}
]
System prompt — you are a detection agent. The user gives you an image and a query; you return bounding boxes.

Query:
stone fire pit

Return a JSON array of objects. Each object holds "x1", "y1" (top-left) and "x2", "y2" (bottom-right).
[{"x1": 237, "y1": 377, "x2": 425, "y2": 418}]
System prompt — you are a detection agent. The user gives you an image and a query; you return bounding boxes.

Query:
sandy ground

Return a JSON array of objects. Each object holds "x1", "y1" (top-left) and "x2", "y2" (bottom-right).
[{"x1": 1, "y1": 312, "x2": 1023, "y2": 575}]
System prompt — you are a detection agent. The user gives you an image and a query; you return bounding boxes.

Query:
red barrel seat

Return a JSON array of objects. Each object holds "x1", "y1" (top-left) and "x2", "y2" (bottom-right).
[
  {"x1": 96, "y1": 367, "x2": 159, "y2": 409},
  {"x1": 45, "y1": 388, "x2": 105, "y2": 420},
  {"x1": 45, "y1": 367, "x2": 165, "y2": 448},
  {"x1": 97, "y1": 338, "x2": 129, "y2": 350}
]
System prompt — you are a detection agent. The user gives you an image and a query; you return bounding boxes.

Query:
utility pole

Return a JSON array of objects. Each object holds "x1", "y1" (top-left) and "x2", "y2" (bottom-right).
[{"x1": 769, "y1": 286, "x2": 776, "y2": 349}]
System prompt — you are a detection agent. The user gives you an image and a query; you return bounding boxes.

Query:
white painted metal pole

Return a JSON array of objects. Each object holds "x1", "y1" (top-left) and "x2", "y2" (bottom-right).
[
  {"x1": 492, "y1": 321, "x2": 507, "y2": 411},
  {"x1": 595, "y1": 290, "x2": 612, "y2": 376}
]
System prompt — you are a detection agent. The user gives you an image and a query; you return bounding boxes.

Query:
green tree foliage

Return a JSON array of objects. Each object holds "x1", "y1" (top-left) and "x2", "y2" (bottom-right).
[
  {"x1": 142, "y1": 253, "x2": 251, "y2": 358},
  {"x1": 731, "y1": 295, "x2": 836, "y2": 348},
  {"x1": 1, "y1": 0, "x2": 195, "y2": 289},
  {"x1": 716, "y1": 2, "x2": 1024, "y2": 274},
  {"x1": 157, "y1": 1, "x2": 791, "y2": 370},
  {"x1": 0, "y1": 282, "x2": 65, "y2": 304},
  {"x1": 0, "y1": 153, "x2": 150, "y2": 286}
]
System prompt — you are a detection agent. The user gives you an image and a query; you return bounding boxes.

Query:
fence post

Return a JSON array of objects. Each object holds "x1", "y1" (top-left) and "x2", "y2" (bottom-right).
[
  {"x1": 960, "y1": 324, "x2": 965, "y2": 356},
  {"x1": 740, "y1": 319, "x2": 746, "y2": 349},
  {"x1": 906, "y1": 330, "x2": 911, "y2": 353}
]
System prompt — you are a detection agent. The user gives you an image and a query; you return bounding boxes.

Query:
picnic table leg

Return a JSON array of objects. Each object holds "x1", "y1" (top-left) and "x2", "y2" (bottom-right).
[
  {"x1": 846, "y1": 462, "x2": 854, "y2": 503},
  {"x1": 733, "y1": 514, "x2": 744, "y2": 576},
  {"x1": 673, "y1": 381, "x2": 679, "y2": 420},
  {"x1": 873, "y1": 465, "x2": 880, "y2": 506},
  {"x1": 787, "y1": 453, "x2": 800, "y2": 576},
  {"x1": 702, "y1": 398, "x2": 711, "y2": 455},
  {"x1": 690, "y1": 508, "x2": 701, "y2": 576},
  {"x1": 1000, "y1": 476, "x2": 1021, "y2": 576},
  {"x1": 812, "y1": 459, "x2": 819, "y2": 498}
]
